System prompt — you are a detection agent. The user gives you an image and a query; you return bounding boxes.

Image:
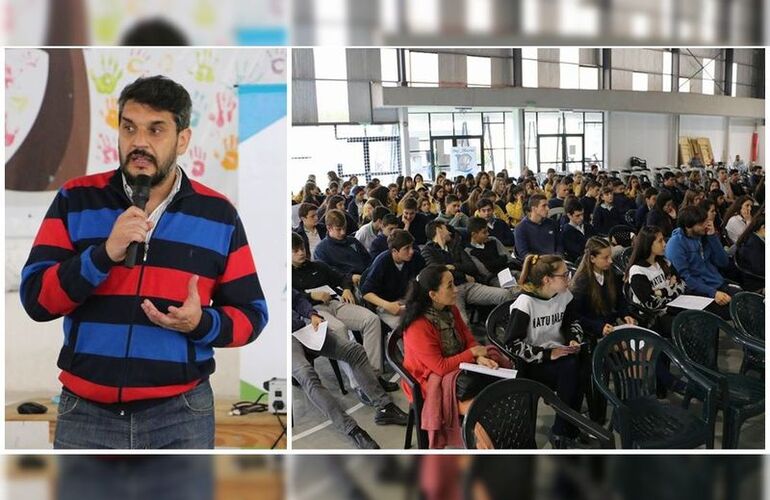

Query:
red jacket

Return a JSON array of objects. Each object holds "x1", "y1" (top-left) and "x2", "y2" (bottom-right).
[{"x1": 402, "y1": 306, "x2": 478, "y2": 402}]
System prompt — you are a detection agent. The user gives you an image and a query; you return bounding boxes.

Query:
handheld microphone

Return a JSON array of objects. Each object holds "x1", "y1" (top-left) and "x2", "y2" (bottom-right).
[{"x1": 125, "y1": 174, "x2": 151, "y2": 268}]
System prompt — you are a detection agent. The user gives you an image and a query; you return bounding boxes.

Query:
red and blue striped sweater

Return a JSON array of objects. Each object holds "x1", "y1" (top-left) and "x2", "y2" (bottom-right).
[{"x1": 21, "y1": 168, "x2": 268, "y2": 404}]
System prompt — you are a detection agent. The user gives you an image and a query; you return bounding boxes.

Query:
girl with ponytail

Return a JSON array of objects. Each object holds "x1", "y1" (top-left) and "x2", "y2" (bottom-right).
[{"x1": 504, "y1": 253, "x2": 585, "y2": 446}]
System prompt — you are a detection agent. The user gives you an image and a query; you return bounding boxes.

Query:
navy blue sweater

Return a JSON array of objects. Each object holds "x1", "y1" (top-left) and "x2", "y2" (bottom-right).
[
  {"x1": 487, "y1": 218, "x2": 515, "y2": 246},
  {"x1": 514, "y1": 217, "x2": 561, "y2": 258},
  {"x1": 560, "y1": 223, "x2": 596, "y2": 263},
  {"x1": 359, "y1": 251, "x2": 422, "y2": 302},
  {"x1": 592, "y1": 204, "x2": 624, "y2": 235},
  {"x1": 313, "y1": 235, "x2": 372, "y2": 276}
]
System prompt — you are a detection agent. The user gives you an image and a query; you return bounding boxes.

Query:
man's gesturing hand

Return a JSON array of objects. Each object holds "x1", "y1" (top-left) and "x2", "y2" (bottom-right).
[
  {"x1": 105, "y1": 206, "x2": 153, "y2": 262},
  {"x1": 141, "y1": 275, "x2": 203, "y2": 333}
]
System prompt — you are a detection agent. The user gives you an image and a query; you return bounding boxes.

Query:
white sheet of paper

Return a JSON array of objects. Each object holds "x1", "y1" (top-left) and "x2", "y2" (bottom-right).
[
  {"x1": 292, "y1": 321, "x2": 327, "y2": 351},
  {"x1": 497, "y1": 267, "x2": 516, "y2": 288},
  {"x1": 611, "y1": 324, "x2": 662, "y2": 336},
  {"x1": 460, "y1": 362, "x2": 518, "y2": 379},
  {"x1": 304, "y1": 285, "x2": 338, "y2": 297},
  {"x1": 666, "y1": 294, "x2": 714, "y2": 310}
]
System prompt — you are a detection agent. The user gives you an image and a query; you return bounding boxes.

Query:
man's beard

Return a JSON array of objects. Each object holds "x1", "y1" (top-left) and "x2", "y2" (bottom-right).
[{"x1": 119, "y1": 147, "x2": 177, "y2": 187}]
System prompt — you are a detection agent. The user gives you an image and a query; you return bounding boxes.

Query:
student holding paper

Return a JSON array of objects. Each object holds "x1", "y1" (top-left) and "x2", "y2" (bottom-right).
[
  {"x1": 503, "y1": 254, "x2": 585, "y2": 448},
  {"x1": 292, "y1": 232, "x2": 395, "y2": 392},
  {"x1": 291, "y1": 289, "x2": 408, "y2": 449}
]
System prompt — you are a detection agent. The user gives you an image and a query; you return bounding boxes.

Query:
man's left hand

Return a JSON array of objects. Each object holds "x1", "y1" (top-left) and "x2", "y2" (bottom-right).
[{"x1": 142, "y1": 275, "x2": 203, "y2": 333}]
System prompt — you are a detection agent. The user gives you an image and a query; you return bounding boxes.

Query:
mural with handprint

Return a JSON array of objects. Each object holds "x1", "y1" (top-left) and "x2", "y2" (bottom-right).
[{"x1": 6, "y1": 47, "x2": 285, "y2": 198}]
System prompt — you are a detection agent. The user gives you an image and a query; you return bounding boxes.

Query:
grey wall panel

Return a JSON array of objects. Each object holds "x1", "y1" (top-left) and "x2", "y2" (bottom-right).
[
  {"x1": 438, "y1": 53, "x2": 467, "y2": 87},
  {"x1": 292, "y1": 80, "x2": 318, "y2": 124}
]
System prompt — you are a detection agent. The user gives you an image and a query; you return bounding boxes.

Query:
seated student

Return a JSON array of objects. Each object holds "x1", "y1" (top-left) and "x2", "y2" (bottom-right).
[
  {"x1": 722, "y1": 195, "x2": 754, "y2": 245},
  {"x1": 571, "y1": 237, "x2": 636, "y2": 339},
  {"x1": 401, "y1": 265, "x2": 505, "y2": 449},
  {"x1": 355, "y1": 206, "x2": 390, "y2": 252},
  {"x1": 346, "y1": 186, "x2": 366, "y2": 222},
  {"x1": 514, "y1": 194, "x2": 562, "y2": 259},
  {"x1": 477, "y1": 198, "x2": 515, "y2": 247},
  {"x1": 560, "y1": 199, "x2": 596, "y2": 263},
  {"x1": 422, "y1": 220, "x2": 513, "y2": 323},
  {"x1": 293, "y1": 202, "x2": 327, "y2": 259},
  {"x1": 646, "y1": 191, "x2": 677, "y2": 238},
  {"x1": 611, "y1": 178, "x2": 635, "y2": 215},
  {"x1": 361, "y1": 230, "x2": 424, "y2": 330},
  {"x1": 592, "y1": 187, "x2": 625, "y2": 235},
  {"x1": 503, "y1": 254, "x2": 585, "y2": 447},
  {"x1": 665, "y1": 205, "x2": 733, "y2": 319},
  {"x1": 579, "y1": 181, "x2": 600, "y2": 217},
  {"x1": 321, "y1": 194, "x2": 358, "y2": 234},
  {"x1": 735, "y1": 209, "x2": 764, "y2": 292},
  {"x1": 400, "y1": 197, "x2": 430, "y2": 245},
  {"x1": 314, "y1": 209, "x2": 372, "y2": 284},
  {"x1": 729, "y1": 170, "x2": 747, "y2": 197},
  {"x1": 369, "y1": 213, "x2": 400, "y2": 258},
  {"x1": 478, "y1": 190, "x2": 511, "y2": 225},
  {"x1": 548, "y1": 180, "x2": 570, "y2": 209},
  {"x1": 635, "y1": 187, "x2": 658, "y2": 231},
  {"x1": 340, "y1": 180, "x2": 353, "y2": 201},
  {"x1": 750, "y1": 165, "x2": 764, "y2": 190},
  {"x1": 625, "y1": 225, "x2": 687, "y2": 335},
  {"x1": 466, "y1": 217, "x2": 517, "y2": 284},
  {"x1": 292, "y1": 289, "x2": 407, "y2": 449},
  {"x1": 436, "y1": 194, "x2": 470, "y2": 229},
  {"x1": 660, "y1": 172, "x2": 684, "y2": 207},
  {"x1": 505, "y1": 185, "x2": 526, "y2": 227},
  {"x1": 418, "y1": 196, "x2": 437, "y2": 220},
  {"x1": 292, "y1": 232, "x2": 397, "y2": 392}
]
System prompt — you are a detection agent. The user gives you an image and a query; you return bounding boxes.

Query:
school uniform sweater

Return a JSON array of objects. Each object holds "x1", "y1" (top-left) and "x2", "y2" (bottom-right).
[
  {"x1": 560, "y1": 223, "x2": 596, "y2": 263},
  {"x1": 503, "y1": 291, "x2": 583, "y2": 364},
  {"x1": 359, "y1": 251, "x2": 422, "y2": 302},
  {"x1": 627, "y1": 260, "x2": 686, "y2": 311},
  {"x1": 570, "y1": 272, "x2": 630, "y2": 337},
  {"x1": 313, "y1": 235, "x2": 372, "y2": 276},
  {"x1": 513, "y1": 217, "x2": 561, "y2": 258},
  {"x1": 20, "y1": 168, "x2": 268, "y2": 404},
  {"x1": 591, "y1": 203, "x2": 624, "y2": 234}
]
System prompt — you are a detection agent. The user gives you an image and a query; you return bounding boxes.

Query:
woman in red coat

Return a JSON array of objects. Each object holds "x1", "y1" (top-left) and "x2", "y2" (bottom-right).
[{"x1": 401, "y1": 265, "x2": 499, "y2": 415}]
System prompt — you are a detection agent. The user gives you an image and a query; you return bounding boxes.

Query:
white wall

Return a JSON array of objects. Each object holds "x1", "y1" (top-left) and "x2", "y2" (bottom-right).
[
  {"x1": 606, "y1": 112, "x2": 765, "y2": 170},
  {"x1": 607, "y1": 112, "x2": 674, "y2": 169}
]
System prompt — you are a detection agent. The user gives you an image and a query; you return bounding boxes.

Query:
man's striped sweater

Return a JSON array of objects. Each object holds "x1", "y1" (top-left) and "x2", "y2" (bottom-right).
[{"x1": 20, "y1": 168, "x2": 268, "y2": 404}]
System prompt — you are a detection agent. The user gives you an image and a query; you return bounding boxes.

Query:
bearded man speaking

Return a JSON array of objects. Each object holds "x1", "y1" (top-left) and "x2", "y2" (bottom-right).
[{"x1": 20, "y1": 76, "x2": 268, "y2": 449}]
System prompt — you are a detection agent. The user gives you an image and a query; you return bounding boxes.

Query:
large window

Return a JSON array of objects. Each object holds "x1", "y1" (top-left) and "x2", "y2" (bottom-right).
[
  {"x1": 467, "y1": 56, "x2": 492, "y2": 87},
  {"x1": 524, "y1": 110, "x2": 604, "y2": 173},
  {"x1": 289, "y1": 124, "x2": 402, "y2": 190},
  {"x1": 408, "y1": 51, "x2": 439, "y2": 87},
  {"x1": 560, "y1": 48, "x2": 599, "y2": 90},
  {"x1": 408, "y1": 111, "x2": 517, "y2": 180},
  {"x1": 313, "y1": 48, "x2": 349, "y2": 122},
  {"x1": 522, "y1": 48, "x2": 539, "y2": 88}
]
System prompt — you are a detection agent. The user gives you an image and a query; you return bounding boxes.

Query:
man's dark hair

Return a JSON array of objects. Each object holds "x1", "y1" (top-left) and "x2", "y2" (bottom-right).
[
  {"x1": 120, "y1": 18, "x2": 189, "y2": 46},
  {"x1": 477, "y1": 198, "x2": 494, "y2": 210},
  {"x1": 717, "y1": 167, "x2": 727, "y2": 174},
  {"x1": 342, "y1": 180, "x2": 352, "y2": 189},
  {"x1": 584, "y1": 180, "x2": 599, "y2": 191},
  {"x1": 402, "y1": 197, "x2": 418, "y2": 211},
  {"x1": 644, "y1": 187, "x2": 659, "y2": 199},
  {"x1": 468, "y1": 216, "x2": 488, "y2": 235},
  {"x1": 298, "y1": 202, "x2": 318, "y2": 219},
  {"x1": 372, "y1": 206, "x2": 390, "y2": 223},
  {"x1": 677, "y1": 205, "x2": 708, "y2": 229},
  {"x1": 118, "y1": 75, "x2": 192, "y2": 131},
  {"x1": 382, "y1": 213, "x2": 399, "y2": 227},
  {"x1": 388, "y1": 229, "x2": 414, "y2": 250},
  {"x1": 425, "y1": 219, "x2": 447, "y2": 240},
  {"x1": 663, "y1": 172, "x2": 676, "y2": 181},
  {"x1": 526, "y1": 193, "x2": 547, "y2": 212},
  {"x1": 291, "y1": 232, "x2": 304, "y2": 250},
  {"x1": 565, "y1": 198, "x2": 583, "y2": 215}
]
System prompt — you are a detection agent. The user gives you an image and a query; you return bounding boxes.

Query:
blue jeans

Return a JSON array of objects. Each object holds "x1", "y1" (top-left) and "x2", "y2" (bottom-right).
[{"x1": 54, "y1": 380, "x2": 215, "y2": 449}]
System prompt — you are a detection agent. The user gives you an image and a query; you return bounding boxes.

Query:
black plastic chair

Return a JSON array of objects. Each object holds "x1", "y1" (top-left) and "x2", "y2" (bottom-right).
[
  {"x1": 729, "y1": 292, "x2": 765, "y2": 377},
  {"x1": 485, "y1": 300, "x2": 519, "y2": 366},
  {"x1": 609, "y1": 224, "x2": 635, "y2": 248},
  {"x1": 462, "y1": 378, "x2": 615, "y2": 449},
  {"x1": 672, "y1": 310, "x2": 765, "y2": 449},
  {"x1": 592, "y1": 327, "x2": 718, "y2": 448},
  {"x1": 385, "y1": 329, "x2": 428, "y2": 449},
  {"x1": 612, "y1": 246, "x2": 634, "y2": 277}
]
